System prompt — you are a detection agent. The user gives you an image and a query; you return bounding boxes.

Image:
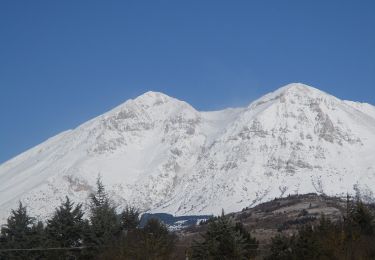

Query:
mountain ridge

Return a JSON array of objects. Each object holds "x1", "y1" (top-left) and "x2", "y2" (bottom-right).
[{"x1": 0, "y1": 83, "x2": 374, "y2": 222}]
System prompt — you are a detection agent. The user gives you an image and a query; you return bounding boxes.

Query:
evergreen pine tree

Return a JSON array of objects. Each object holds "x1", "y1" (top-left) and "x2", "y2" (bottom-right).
[
  {"x1": 343, "y1": 199, "x2": 375, "y2": 259},
  {"x1": 85, "y1": 176, "x2": 120, "y2": 251},
  {"x1": 292, "y1": 225, "x2": 322, "y2": 260},
  {"x1": 138, "y1": 218, "x2": 176, "y2": 259},
  {"x1": 350, "y1": 201, "x2": 374, "y2": 236},
  {"x1": 98, "y1": 217, "x2": 176, "y2": 260},
  {"x1": 265, "y1": 234, "x2": 295, "y2": 260},
  {"x1": 45, "y1": 196, "x2": 86, "y2": 259},
  {"x1": 235, "y1": 222, "x2": 258, "y2": 258},
  {"x1": 191, "y1": 210, "x2": 258, "y2": 259},
  {"x1": 120, "y1": 206, "x2": 140, "y2": 231},
  {"x1": 0, "y1": 202, "x2": 36, "y2": 259}
]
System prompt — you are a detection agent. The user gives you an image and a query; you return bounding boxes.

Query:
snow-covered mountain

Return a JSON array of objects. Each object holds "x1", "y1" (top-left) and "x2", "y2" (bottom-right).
[{"x1": 1, "y1": 83, "x2": 374, "y2": 222}]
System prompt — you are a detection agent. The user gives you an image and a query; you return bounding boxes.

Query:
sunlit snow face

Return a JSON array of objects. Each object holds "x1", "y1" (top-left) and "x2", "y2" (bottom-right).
[{"x1": 0, "y1": 84, "x2": 374, "y2": 222}]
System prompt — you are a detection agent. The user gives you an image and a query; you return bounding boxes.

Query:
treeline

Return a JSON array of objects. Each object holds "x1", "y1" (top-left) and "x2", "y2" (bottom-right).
[
  {"x1": 266, "y1": 198, "x2": 375, "y2": 260},
  {"x1": 0, "y1": 178, "x2": 176, "y2": 259},
  {"x1": 1, "y1": 181, "x2": 375, "y2": 259}
]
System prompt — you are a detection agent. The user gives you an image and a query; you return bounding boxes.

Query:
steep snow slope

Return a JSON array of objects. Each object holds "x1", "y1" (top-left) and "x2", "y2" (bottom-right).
[{"x1": 0, "y1": 83, "x2": 374, "y2": 222}]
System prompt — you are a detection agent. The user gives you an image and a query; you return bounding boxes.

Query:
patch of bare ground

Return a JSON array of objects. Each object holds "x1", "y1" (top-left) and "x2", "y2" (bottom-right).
[{"x1": 174, "y1": 193, "x2": 372, "y2": 259}]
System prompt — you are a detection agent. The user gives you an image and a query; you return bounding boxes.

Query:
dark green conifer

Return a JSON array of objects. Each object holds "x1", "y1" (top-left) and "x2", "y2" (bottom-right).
[
  {"x1": 192, "y1": 210, "x2": 258, "y2": 259},
  {"x1": 85, "y1": 177, "x2": 120, "y2": 250},
  {"x1": 138, "y1": 218, "x2": 176, "y2": 259},
  {"x1": 0, "y1": 202, "x2": 36, "y2": 259},
  {"x1": 45, "y1": 196, "x2": 86, "y2": 259},
  {"x1": 265, "y1": 234, "x2": 295, "y2": 260},
  {"x1": 120, "y1": 206, "x2": 140, "y2": 231}
]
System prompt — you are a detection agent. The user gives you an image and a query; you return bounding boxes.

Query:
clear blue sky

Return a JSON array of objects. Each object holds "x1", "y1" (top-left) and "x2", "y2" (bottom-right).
[{"x1": 1, "y1": 0, "x2": 374, "y2": 163}]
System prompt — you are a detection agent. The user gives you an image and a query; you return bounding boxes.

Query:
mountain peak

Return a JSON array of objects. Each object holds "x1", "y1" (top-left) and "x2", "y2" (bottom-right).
[
  {"x1": 135, "y1": 91, "x2": 172, "y2": 100},
  {"x1": 134, "y1": 90, "x2": 177, "y2": 103},
  {"x1": 251, "y1": 83, "x2": 333, "y2": 108},
  {"x1": 129, "y1": 91, "x2": 179, "y2": 110},
  {"x1": 1, "y1": 83, "x2": 375, "y2": 222},
  {"x1": 276, "y1": 82, "x2": 324, "y2": 96},
  {"x1": 283, "y1": 82, "x2": 313, "y2": 89}
]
